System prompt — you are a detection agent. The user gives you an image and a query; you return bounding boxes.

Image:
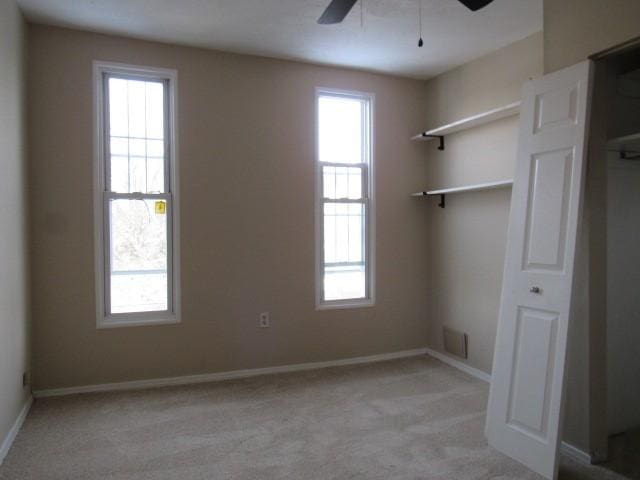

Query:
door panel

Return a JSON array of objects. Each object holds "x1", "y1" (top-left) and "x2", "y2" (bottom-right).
[
  {"x1": 507, "y1": 307, "x2": 557, "y2": 438},
  {"x1": 523, "y1": 149, "x2": 573, "y2": 271},
  {"x1": 534, "y1": 85, "x2": 578, "y2": 133},
  {"x1": 486, "y1": 61, "x2": 593, "y2": 480}
]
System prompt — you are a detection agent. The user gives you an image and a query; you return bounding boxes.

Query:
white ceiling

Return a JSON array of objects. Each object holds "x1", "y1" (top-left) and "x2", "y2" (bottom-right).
[{"x1": 18, "y1": 0, "x2": 542, "y2": 79}]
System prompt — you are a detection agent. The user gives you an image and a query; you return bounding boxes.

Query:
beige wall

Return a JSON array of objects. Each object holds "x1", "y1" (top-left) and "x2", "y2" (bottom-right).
[
  {"x1": 423, "y1": 33, "x2": 543, "y2": 129},
  {"x1": 0, "y1": 0, "x2": 30, "y2": 455},
  {"x1": 544, "y1": 0, "x2": 640, "y2": 73},
  {"x1": 28, "y1": 25, "x2": 431, "y2": 391},
  {"x1": 421, "y1": 33, "x2": 543, "y2": 374}
]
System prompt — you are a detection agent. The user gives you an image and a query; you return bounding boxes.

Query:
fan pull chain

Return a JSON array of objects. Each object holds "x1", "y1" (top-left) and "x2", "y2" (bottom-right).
[
  {"x1": 418, "y1": 0, "x2": 424, "y2": 47},
  {"x1": 360, "y1": 0, "x2": 364, "y2": 28}
]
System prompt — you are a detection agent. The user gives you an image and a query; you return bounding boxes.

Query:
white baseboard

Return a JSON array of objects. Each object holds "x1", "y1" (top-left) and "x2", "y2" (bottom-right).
[
  {"x1": 424, "y1": 347, "x2": 491, "y2": 383},
  {"x1": 0, "y1": 396, "x2": 33, "y2": 466},
  {"x1": 33, "y1": 348, "x2": 428, "y2": 398},
  {"x1": 560, "y1": 441, "x2": 592, "y2": 464}
]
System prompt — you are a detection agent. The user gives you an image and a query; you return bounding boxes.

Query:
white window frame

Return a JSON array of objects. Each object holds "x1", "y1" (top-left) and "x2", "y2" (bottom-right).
[
  {"x1": 93, "y1": 61, "x2": 180, "y2": 328},
  {"x1": 315, "y1": 87, "x2": 376, "y2": 310}
]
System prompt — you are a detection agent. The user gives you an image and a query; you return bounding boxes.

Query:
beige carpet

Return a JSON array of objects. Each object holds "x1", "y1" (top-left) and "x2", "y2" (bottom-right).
[{"x1": 0, "y1": 356, "x2": 630, "y2": 479}]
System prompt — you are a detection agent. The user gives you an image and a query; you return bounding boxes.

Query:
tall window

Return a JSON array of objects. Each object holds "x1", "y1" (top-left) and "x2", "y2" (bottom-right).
[
  {"x1": 316, "y1": 89, "x2": 374, "y2": 308},
  {"x1": 94, "y1": 62, "x2": 179, "y2": 328}
]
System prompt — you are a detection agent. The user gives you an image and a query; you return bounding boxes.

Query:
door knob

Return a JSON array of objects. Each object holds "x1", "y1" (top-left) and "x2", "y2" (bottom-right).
[{"x1": 530, "y1": 286, "x2": 541, "y2": 294}]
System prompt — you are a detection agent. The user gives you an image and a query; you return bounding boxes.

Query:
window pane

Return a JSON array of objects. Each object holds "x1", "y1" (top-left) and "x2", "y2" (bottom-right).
[
  {"x1": 109, "y1": 198, "x2": 168, "y2": 313},
  {"x1": 110, "y1": 137, "x2": 128, "y2": 155},
  {"x1": 108, "y1": 78, "x2": 128, "y2": 137},
  {"x1": 110, "y1": 156, "x2": 129, "y2": 192},
  {"x1": 147, "y1": 157, "x2": 164, "y2": 193},
  {"x1": 127, "y1": 81, "x2": 146, "y2": 138},
  {"x1": 324, "y1": 265, "x2": 366, "y2": 301},
  {"x1": 145, "y1": 82, "x2": 164, "y2": 139},
  {"x1": 323, "y1": 202, "x2": 366, "y2": 301},
  {"x1": 129, "y1": 155, "x2": 147, "y2": 193},
  {"x1": 324, "y1": 202, "x2": 364, "y2": 265},
  {"x1": 323, "y1": 166, "x2": 362, "y2": 200},
  {"x1": 319, "y1": 96, "x2": 363, "y2": 164},
  {"x1": 348, "y1": 203, "x2": 363, "y2": 261},
  {"x1": 107, "y1": 77, "x2": 165, "y2": 193}
]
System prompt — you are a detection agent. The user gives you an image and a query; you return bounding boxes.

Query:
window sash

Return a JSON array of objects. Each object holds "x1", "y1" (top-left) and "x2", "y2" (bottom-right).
[
  {"x1": 320, "y1": 198, "x2": 369, "y2": 301},
  {"x1": 103, "y1": 73, "x2": 171, "y2": 195},
  {"x1": 316, "y1": 90, "x2": 373, "y2": 308},
  {"x1": 102, "y1": 192, "x2": 174, "y2": 318},
  {"x1": 320, "y1": 164, "x2": 367, "y2": 265}
]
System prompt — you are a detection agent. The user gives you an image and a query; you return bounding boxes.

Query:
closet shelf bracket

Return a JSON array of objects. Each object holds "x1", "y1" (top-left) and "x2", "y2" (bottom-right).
[
  {"x1": 420, "y1": 134, "x2": 445, "y2": 150},
  {"x1": 619, "y1": 151, "x2": 640, "y2": 160}
]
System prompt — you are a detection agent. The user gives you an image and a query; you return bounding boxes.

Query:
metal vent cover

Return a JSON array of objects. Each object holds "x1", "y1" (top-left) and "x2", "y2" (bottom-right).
[{"x1": 443, "y1": 327, "x2": 468, "y2": 359}]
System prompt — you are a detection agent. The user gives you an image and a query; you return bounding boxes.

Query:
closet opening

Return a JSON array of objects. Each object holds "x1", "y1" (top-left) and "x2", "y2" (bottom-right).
[
  {"x1": 578, "y1": 40, "x2": 640, "y2": 478},
  {"x1": 605, "y1": 49, "x2": 640, "y2": 479}
]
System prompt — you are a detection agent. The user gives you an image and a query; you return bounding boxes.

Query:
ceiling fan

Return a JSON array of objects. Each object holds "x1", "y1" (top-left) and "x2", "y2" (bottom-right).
[{"x1": 317, "y1": 0, "x2": 495, "y2": 24}]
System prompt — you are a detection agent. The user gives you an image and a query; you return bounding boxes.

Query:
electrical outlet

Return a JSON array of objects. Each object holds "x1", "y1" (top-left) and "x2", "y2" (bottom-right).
[
  {"x1": 22, "y1": 372, "x2": 29, "y2": 387},
  {"x1": 259, "y1": 312, "x2": 270, "y2": 328}
]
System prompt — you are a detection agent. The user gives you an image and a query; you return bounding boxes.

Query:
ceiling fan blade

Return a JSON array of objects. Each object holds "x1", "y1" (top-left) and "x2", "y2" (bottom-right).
[
  {"x1": 457, "y1": 0, "x2": 495, "y2": 11},
  {"x1": 318, "y1": 0, "x2": 358, "y2": 24}
]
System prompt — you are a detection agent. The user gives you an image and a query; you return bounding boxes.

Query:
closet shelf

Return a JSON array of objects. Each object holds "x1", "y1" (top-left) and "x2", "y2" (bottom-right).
[
  {"x1": 411, "y1": 179, "x2": 513, "y2": 208},
  {"x1": 413, "y1": 179, "x2": 514, "y2": 196},
  {"x1": 411, "y1": 102, "x2": 521, "y2": 144}
]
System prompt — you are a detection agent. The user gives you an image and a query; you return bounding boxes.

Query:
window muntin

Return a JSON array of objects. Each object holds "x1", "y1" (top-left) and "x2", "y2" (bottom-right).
[
  {"x1": 95, "y1": 63, "x2": 179, "y2": 327},
  {"x1": 316, "y1": 91, "x2": 373, "y2": 308}
]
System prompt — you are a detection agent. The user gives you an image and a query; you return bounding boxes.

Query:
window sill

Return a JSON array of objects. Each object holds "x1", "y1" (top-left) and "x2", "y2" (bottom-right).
[
  {"x1": 97, "y1": 314, "x2": 180, "y2": 329},
  {"x1": 316, "y1": 298, "x2": 375, "y2": 311}
]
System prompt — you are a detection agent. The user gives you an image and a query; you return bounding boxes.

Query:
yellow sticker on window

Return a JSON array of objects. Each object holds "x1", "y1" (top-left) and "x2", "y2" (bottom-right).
[{"x1": 155, "y1": 200, "x2": 166, "y2": 215}]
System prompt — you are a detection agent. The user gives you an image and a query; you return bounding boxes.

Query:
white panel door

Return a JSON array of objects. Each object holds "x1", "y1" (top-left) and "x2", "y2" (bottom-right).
[{"x1": 486, "y1": 60, "x2": 593, "y2": 480}]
